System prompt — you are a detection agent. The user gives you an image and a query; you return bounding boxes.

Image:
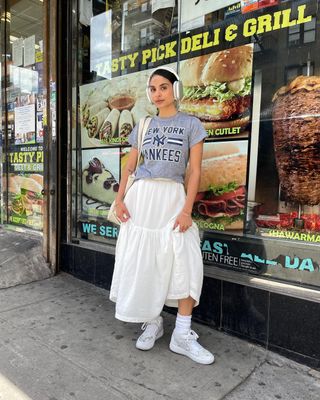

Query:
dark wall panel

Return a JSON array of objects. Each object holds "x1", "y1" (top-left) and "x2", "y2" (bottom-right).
[
  {"x1": 269, "y1": 293, "x2": 320, "y2": 368},
  {"x1": 221, "y1": 282, "x2": 269, "y2": 345},
  {"x1": 193, "y1": 277, "x2": 221, "y2": 329}
]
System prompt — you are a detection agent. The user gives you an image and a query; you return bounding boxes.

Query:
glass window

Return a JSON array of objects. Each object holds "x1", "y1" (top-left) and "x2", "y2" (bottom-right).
[
  {"x1": 71, "y1": 0, "x2": 320, "y2": 288},
  {"x1": 288, "y1": 32, "x2": 300, "y2": 45},
  {"x1": 304, "y1": 30, "x2": 315, "y2": 44},
  {"x1": 1, "y1": 0, "x2": 45, "y2": 232},
  {"x1": 304, "y1": 18, "x2": 316, "y2": 31},
  {"x1": 288, "y1": 16, "x2": 316, "y2": 47}
]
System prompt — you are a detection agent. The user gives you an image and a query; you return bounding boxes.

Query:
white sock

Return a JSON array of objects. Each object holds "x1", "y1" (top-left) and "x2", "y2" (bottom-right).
[{"x1": 174, "y1": 313, "x2": 191, "y2": 335}]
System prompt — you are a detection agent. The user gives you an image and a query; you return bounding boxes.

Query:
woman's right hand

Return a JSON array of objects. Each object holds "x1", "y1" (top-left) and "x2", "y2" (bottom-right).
[{"x1": 115, "y1": 200, "x2": 131, "y2": 223}]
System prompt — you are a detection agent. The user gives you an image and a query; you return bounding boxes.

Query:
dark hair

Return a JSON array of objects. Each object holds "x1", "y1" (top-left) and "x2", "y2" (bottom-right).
[{"x1": 150, "y1": 68, "x2": 178, "y2": 85}]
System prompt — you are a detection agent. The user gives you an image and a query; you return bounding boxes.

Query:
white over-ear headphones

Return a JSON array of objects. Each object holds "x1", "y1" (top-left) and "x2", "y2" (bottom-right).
[{"x1": 146, "y1": 66, "x2": 184, "y2": 103}]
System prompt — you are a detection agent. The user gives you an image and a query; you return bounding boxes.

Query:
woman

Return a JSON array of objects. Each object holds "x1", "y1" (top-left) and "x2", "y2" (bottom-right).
[{"x1": 110, "y1": 67, "x2": 214, "y2": 365}]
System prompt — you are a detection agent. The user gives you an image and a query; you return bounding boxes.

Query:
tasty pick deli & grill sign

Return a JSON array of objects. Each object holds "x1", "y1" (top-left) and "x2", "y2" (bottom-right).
[{"x1": 94, "y1": 3, "x2": 312, "y2": 77}]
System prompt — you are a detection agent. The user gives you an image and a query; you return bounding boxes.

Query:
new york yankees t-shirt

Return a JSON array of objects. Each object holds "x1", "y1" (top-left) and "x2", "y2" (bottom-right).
[{"x1": 128, "y1": 112, "x2": 207, "y2": 184}]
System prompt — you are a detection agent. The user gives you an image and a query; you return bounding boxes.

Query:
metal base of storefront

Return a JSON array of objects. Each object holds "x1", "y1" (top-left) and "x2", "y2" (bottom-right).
[
  {"x1": 0, "y1": 227, "x2": 53, "y2": 289},
  {"x1": 60, "y1": 241, "x2": 320, "y2": 370}
]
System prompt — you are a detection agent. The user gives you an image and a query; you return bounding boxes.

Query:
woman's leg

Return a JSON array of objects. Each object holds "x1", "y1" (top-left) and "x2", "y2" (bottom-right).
[
  {"x1": 178, "y1": 296, "x2": 195, "y2": 315},
  {"x1": 174, "y1": 296, "x2": 195, "y2": 334},
  {"x1": 170, "y1": 296, "x2": 214, "y2": 364}
]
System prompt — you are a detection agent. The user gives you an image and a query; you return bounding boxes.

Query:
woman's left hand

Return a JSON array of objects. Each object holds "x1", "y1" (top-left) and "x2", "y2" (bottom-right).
[{"x1": 173, "y1": 211, "x2": 193, "y2": 233}]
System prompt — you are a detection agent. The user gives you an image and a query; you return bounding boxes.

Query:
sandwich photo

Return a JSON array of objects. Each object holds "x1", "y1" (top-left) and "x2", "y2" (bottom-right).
[
  {"x1": 99, "y1": 109, "x2": 121, "y2": 144},
  {"x1": 86, "y1": 107, "x2": 111, "y2": 138},
  {"x1": 119, "y1": 110, "x2": 134, "y2": 140},
  {"x1": 82, "y1": 100, "x2": 107, "y2": 128},
  {"x1": 180, "y1": 44, "x2": 253, "y2": 132},
  {"x1": 186, "y1": 142, "x2": 247, "y2": 230},
  {"x1": 80, "y1": 70, "x2": 158, "y2": 148},
  {"x1": 6, "y1": 173, "x2": 44, "y2": 219}
]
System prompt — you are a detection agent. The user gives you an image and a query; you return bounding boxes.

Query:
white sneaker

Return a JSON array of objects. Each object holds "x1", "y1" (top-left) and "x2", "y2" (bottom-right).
[
  {"x1": 169, "y1": 329, "x2": 215, "y2": 365},
  {"x1": 136, "y1": 316, "x2": 164, "y2": 350}
]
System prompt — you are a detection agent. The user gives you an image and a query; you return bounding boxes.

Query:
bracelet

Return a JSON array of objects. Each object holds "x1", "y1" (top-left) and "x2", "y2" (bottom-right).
[{"x1": 182, "y1": 211, "x2": 191, "y2": 217}]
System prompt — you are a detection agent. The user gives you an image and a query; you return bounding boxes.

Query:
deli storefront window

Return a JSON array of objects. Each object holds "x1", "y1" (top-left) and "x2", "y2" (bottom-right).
[
  {"x1": 1, "y1": 0, "x2": 45, "y2": 232},
  {"x1": 72, "y1": 0, "x2": 320, "y2": 288}
]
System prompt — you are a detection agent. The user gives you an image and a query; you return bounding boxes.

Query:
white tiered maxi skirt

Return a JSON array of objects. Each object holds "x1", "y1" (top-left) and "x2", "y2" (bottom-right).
[{"x1": 109, "y1": 179, "x2": 204, "y2": 323}]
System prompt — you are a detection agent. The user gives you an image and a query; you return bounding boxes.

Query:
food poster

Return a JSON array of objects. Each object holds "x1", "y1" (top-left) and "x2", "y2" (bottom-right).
[
  {"x1": 78, "y1": 147, "x2": 132, "y2": 241},
  {"x1": 179, "y1": 44, "x2": 253, "y2": 141},
  {"x1": 79, "y1": 70, "x2": 157, "y2": 148},
  {"x1": 190, "y1": 141, "x2": 248, "y2": 232},
  {"x1": 247, "y1": 71, "x2": 320, "y2": 244},
  {"x1": 5, "y1": 145, "x2": 44, "y2": 230},
  {"x1": 81, "y1": 148, "x2": 120, "y2": 219}
]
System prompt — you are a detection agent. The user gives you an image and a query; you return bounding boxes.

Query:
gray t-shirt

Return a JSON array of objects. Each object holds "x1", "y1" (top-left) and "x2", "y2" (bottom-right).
[{"x1": 128, "y1": 112, "x2": 207, "y2": 184}]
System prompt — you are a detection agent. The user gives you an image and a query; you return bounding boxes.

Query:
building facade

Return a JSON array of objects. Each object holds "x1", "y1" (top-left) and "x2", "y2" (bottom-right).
[{"x1": 1, "y1": 0, "x2": 320, "y2": 367}]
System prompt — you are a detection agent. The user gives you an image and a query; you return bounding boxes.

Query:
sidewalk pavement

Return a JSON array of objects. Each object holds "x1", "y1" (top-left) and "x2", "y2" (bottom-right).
[
  {"x1": 0, "y1": 228, "x2": 52, "y2": 288},
  {"x1": 0, "y1": 273, "x2": 319, "y2": 400}
]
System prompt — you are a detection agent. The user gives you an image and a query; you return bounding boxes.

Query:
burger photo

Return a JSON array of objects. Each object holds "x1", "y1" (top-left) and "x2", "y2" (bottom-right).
[
  {"x1": 186, "y1": 142, "x2": 247, "y2": 230},
  {"x1": 6, "y1": 174, "x2": 44, "y2": 218},
  {"x1": 179, "y1": 44, "x2": 253, "y2": 132}
]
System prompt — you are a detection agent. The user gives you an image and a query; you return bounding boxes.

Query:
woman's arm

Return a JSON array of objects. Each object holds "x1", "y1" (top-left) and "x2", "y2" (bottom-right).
[
  {"x1": 114, "y1": 147, "x2": 139, "y2": 222},
  {"x1": 173, "y1": 141, "x2": 204, "y2": 232}
]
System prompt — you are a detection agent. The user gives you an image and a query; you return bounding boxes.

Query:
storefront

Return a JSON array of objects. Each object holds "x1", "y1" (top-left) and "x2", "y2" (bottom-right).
[
  {"x1": 1, "y1": 0, "x2": 317, "y2": 366},
  {"x1": 0, "y1": 0, "x2": 58, "y2": 271}
]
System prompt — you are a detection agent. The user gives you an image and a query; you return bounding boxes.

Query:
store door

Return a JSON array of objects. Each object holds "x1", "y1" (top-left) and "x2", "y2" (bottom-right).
[{"x1": 0, "y1": 0, "x2": 58, "y2": 270}]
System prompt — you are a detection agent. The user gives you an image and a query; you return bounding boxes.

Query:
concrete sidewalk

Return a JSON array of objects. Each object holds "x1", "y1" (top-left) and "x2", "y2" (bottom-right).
[
  {"x1": 0, "y1": 228, "x2": 52, "y2": 288},
  {"x1": 0, "y1": 273, "x2": 319, "y2": 400}
]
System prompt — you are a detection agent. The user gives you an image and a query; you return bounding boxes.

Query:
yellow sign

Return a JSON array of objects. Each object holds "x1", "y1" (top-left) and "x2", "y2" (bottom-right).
[
  {"x1": 36, "y1": 51, "x2": 43, "y2": 63},
  {"x1": 94, "y1": 3, "x2": 312, "y2": 75}
]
